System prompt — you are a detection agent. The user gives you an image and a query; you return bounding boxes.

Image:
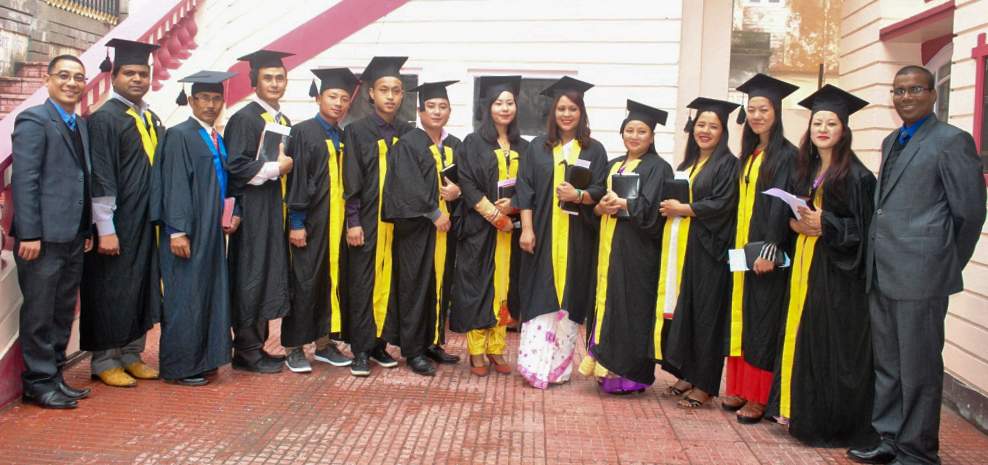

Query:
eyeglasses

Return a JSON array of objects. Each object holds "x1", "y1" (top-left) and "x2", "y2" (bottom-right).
[
  {"x1": 890, "y1": 86, "x2": 932, "y2": 97},
  {"x1": 52, "y1": 72, "x2": 86, "y2": 84}
]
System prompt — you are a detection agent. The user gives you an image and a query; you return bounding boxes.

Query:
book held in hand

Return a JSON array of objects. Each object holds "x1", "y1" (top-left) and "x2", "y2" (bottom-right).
[
  {"x1": 610, "y1": 173, "x2": 640, "y2": 218},
  {"x1": 441, "y1": 163, "x2": 458, "y2": 185},
  {"x1": 222, "y1": 197, "x2": 236, "y2": 229},
  {"x1": 663, "y1": 179, "x2": 690, "y2": 204},
  {"x1": 728, "y1": 240, "x2": 791, "y2": 272},
  {"x1": 560, "y1": 158, "x2": 592, "y2": 215},
  {"x1": 497, "y1": 178, "x2": 516, "y2": 201},
  {"x1": 256, "y1": 122, "x2": 291, "y2": 162}
]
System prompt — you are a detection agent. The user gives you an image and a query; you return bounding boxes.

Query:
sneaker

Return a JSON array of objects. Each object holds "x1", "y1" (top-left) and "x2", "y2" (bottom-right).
[
  {"x1": 314, "y1": 343, "x2": 352, "y2": 367},
  {"x1": 369, "y1": 346, "x2": 398, "y2": 368},
  {"x1": 351, "y1": 353, "x2": 371, "y2": 377},
  {"x1": 285, "y1": 349, "x2": 312, "y2": 373}
]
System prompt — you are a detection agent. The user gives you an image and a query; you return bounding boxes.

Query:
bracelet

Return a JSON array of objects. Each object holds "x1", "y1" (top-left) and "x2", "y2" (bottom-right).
[{"x1": 575, "y1": 189, "x2": 583, "y2": 203}]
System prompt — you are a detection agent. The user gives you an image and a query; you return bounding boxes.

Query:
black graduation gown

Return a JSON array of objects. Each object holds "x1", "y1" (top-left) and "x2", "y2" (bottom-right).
[
  {"x1": 150, "y1": 118, "x2": 232, "y2": 379},
  {"x1": 728, "y1": 144, "x2": 796, "y2": 371},
  {"x1": 280, "y1": 118, "x2": 348, "y2": 347},
  {"x1": 381, "y1": 128, "x2": 462, "y2": 356},
  {"x1": 662, "y1": 151, "x2": 740, "y2": 395},
  {"x1": 225, "y1": 101, "x2": 291, "y2": 328},
  {"x1": 767, "y1": 161, "x2": 877, "y2": 447},
  {"x1": 513, "y1": 136, "x2": 608, "y2": 324},
  {"x1": 449, "y1": 133, "x2": 529, "y2": 332},
  {"x1": 342, "y1": 115, "x2": 414, "y2": 353},
  {"x1": 80, "y1": 99, "x2": 162, "y2": 351},
  {"x1": 589, "y1": 153, "x2": 670, "y2": 385}
]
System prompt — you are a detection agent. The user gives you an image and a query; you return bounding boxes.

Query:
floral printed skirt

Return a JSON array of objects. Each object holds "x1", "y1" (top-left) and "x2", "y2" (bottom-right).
[{"x1": 517, "y1": 310, "x2": 580, "y2": 389}]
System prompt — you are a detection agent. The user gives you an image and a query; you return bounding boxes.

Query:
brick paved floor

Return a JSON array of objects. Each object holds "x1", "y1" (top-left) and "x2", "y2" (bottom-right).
[{"x1": 0, "y1": 325, "x2": 985, "y2": 465}]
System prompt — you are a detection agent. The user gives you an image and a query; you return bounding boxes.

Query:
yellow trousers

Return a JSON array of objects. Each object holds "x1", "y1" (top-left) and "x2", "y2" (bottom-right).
[{"x1": 466, "y1": 327, "x2": 507, "y2": 355}]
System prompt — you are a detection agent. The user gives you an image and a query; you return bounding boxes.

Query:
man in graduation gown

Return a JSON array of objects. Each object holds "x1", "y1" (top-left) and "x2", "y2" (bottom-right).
[
  {"x1": 81, "y1": 39, "x2": 163, "y2": 387},
  {"x1": 225, "y1": 50, "x2": 295, "y2": 374},
  {"x1": 150, "y1": 71, "x2": 239, "y2": 386},
  {"x1": 280, "y1": 68, "x2": 360, "y2": 373},
  {"x1": 343, "y1": 56, "x2": 413, "y2": 376},
  {"x1": 382, "y1": 80, "x2": 463, "y2": 376}
]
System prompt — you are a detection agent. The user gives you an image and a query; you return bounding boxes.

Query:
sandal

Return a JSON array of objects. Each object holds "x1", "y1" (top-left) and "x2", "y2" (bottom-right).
[
  {"x1": 677, "y1": 389, "x2": 711, "y2": 409},
  {"x1": 736, "y1": 401, "x2": 765, "y2": 424},
  {"x1": 720, "y1": 395, "x2": 746, "y2": 412},
  {"x1": 469, "y1": 355, "x2": 489, "y2": 377},
  {"x1": 487, "y1": 354, "x2": 511, "y2": 375},
  {"x1": 662, "y1": 380, "x2": 693, "y2": 398}
]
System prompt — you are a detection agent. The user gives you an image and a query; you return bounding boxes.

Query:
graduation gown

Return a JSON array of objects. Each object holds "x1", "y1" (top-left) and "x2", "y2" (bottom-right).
[
  {"x1": 150, "y1": 118, "x2": 232, "y2": 379},
  {"x1": 225, "y1": 101, "x2": 291, "y2": 328},
  {"x1": 513, "y1": 136, "x2": 608, "y2": 324},
  {"x1": 449, "y1": 133, "x2": 529, "y2": 332},
  {"x1": 728, "y1": 144, "x2": 796, "y2": 370},
  {"x1": 381, "y1": 128, "x2": 462, "y2": 354},
  {"x1": 589, "y1": 153, "x2": 670, "y2": 385},
  {"x1": 80, "y1": 98, "x2": 162, "y2": 351},
  {"x1": 662, "y1": 151, "x2": 740, "y2": 395},
  {"x1": 280, "y1": 117, "x2": 347, "y2": 347},
  {"x1": 767, "y1": 161, "x2": 877, "y2": 447},
  {"x1": 342, "y1": 115, "x2": 414, "y2": 353}
]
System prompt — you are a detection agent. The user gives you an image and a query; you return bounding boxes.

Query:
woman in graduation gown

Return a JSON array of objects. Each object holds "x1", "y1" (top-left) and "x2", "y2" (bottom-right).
[
  {"x1": 658, "y1": 97, "x2": 741, "y2": 407},
  {"x1": 514, "y1": 77, "x2": 609, "y2": 389},
  {"x1": 724, "y1": 73, "x2": 800, "y2": 423},
  {"x1": 766, "y1": 85, "x2": 877, "y2": 447},
  {"x1": 450, "y1": 75, "x2": 528, "y2": 377},
  {"x1": 578, "y1": 100, "x2": 672, "y2": 394}
]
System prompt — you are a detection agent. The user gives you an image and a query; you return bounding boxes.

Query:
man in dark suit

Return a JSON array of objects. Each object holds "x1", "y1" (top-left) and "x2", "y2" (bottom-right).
[
  {"x1": 849, "y1": 66, "x2": 986, "y2": 465},
  {"x1": 11, "y1": 55, "x2": 95, "y2": 409}
]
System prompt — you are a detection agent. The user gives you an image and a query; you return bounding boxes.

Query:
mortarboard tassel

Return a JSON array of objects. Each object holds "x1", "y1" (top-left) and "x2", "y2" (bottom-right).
[
  {"x1": 176, "y1": 87, "x2": 188, "y2": 106},
  {"x1": 736, "y1": 106, "x2": 746, "y2": 125},
  {"x1": 99, "y1": 51, "x2": 112, "y2": 73},
  {"x1": 683, "y1": 113, "x2": 694, "y2": 134},
  {"x1": 309, "y1": 79, "x2": 319, "y2": 98}
]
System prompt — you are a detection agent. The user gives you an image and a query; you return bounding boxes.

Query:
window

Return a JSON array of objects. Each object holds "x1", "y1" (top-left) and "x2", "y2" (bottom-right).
[
  {"x1": 342, "y1": 74, "x2": 419, "y2": 127},
  {"x1": 926, "y1": 43, "x2": 953, "y2": 120},
  {"x1": 472, "y1": 77, "x2": 555, "y2": 138}
]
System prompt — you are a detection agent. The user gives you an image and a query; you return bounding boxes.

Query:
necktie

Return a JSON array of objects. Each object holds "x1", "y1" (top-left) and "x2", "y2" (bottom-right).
[
  {"x1": 210, "y1": 129, "x2": 219, "y2": 152},
  {"x1": 66, "y1": 115, "x2": 77, "y2": 131}
]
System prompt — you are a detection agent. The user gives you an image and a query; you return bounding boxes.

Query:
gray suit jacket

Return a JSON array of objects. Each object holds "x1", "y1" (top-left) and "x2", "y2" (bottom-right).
[
  {"x1": 11, "y1": 102, "x2": 92, "y2": 243},
  {"x1": 866, "y1": 114, "x2": 986, "y2": 300}
]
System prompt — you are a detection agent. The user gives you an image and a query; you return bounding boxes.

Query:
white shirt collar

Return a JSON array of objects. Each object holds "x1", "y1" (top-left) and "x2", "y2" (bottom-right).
[
  {"x1": 253, "y1": 96, "x2": 281, "y2": 119},
  {"x1": 110, "y1": 89, "x2": 149, "y2": 114}
]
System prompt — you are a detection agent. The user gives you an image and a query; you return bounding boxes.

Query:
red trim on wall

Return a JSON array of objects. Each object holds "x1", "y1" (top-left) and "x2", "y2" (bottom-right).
[
  {"x1": 879, "y1": 0, "x2": 955, "y2": 42},
  {"x1": 0, "y1": 342, "x2": 25, "y2": 409},
  {"x1": 971, "y1": 32, "x2": 987, "y2": 156},
  {"x1": 921, "y1": 34, "x2": 954, "y2": 65},
  {"x1": 225, "y1": 0, "x2": 409, "y2": 104}
]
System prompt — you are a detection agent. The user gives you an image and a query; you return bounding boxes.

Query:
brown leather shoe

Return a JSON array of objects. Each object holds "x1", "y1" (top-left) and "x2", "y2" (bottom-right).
[
  {"x1": 469, "y1": 355, "x2": 489, "y2": 377},
  {"x1": 125, "y1": 362, "x2": 160, "y2": 380},
  {"x1": 487, "y1": 354, "x2": 511, "y2": 375},
  {"x1": 97, "y1": 367, "x2": 137, "y2": 387}
]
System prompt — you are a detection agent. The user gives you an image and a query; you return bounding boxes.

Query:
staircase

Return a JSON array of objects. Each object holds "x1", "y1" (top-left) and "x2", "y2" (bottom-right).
[{"x1": 0, "y1": 63, "x2": 47, "y2": 121}]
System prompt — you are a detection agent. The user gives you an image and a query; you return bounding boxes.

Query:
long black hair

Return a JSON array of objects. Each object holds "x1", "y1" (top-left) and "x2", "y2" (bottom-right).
[
  {"x1": 678, "y1": 110, "x2": 731, "y2": 171},
  {"x1": 545, "y1": 91, "x2": 592, "y2": 150},
  {"x1": 795, "y1": 114, "x2": 856, "y2": 201},
  {"x1": 477, "y1": 89, "x2": 521, "y2": 145},
  {"x1": 739, "y1": 97, "x2": 795, "y2": 188}
]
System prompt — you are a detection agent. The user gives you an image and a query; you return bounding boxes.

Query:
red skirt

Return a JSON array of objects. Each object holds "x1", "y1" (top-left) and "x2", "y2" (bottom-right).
[{"x1": 725, "y1": 356, "x2": 772, "y2": 404}]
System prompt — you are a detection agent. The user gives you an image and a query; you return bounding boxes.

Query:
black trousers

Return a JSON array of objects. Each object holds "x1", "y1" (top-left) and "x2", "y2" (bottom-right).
[
  {"x1": 869, "y1": 289, "x2": 949, "y2": 465},
  {"x1": 15, "y1": 235, "x2": 85, "y2": 395},
  {"x1": 233, "y1": 320, "x2": 270, "y2": 363}
]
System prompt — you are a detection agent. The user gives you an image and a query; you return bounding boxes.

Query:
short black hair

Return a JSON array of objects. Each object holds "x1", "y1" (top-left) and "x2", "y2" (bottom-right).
[
  {"x1": 895, "y1": 65, "x2": 935, "y2": 89},
  {"x1": 48, "y1": 54, "x2": 84, "y2": 74}
]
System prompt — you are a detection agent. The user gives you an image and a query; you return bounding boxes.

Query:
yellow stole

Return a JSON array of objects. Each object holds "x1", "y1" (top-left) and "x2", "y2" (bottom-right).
[
  {"x1": 493, "y1": 147, "x2": 520, "y2": 323},
  {"x1": 428, "y1": 144, "x2": 454, "y2": 343},
  {"x1": 125, "y1": 108, "x2": 158, "y2": 164},
  {"x1": 778, "y1": 187, "x2": 822, "y2": 418},
  {"x1": 592, "y1": 158, "x2": 642, "y2": 346},
  {"x1": 260, "y1": 112, "x2": 290, "y2": 222},
  {"x1": 653, "y1": 157, "x2": 709, "y2": 359},
  {"x1": 326, "y1": 140, "x2": 345, "y2": 334},
  {"x1": 373, "y1": 137, "x2": 399, "y2": 336},
  {"x1": 728, "y1": 152, "x2": 765, "y2": 357},
  {"x1": 550, "y1": 142, "x2": 582, "y2": 307}
]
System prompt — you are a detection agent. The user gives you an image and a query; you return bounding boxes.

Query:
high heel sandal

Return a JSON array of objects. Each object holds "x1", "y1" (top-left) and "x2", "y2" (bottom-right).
[
  {"x1": 487, "y1": 354, "x2": 511, "y2": 375},
  {"x1": 469, "y1": 355, "x2": 489, "y2": 377}
]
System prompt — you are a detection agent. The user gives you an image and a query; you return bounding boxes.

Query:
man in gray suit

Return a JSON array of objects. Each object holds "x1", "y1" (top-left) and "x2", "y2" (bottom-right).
[
  {"x1": 848, "y1": 66, "x2": 986, "y2": 465},
  {"x1": 11, "y1": 55, "x2": 95, "y2": 409}
]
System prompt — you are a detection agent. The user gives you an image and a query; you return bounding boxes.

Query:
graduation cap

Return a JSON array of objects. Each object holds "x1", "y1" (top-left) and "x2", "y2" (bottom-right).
[
  {"x1": 797, "y1": 84, "x2": 869, "y2": 124},
  {"x1": 477, "y1": 75, "x2": 521, "y2": 100},
  {"x1": 409, "y1": 80, "x2": 458, "y2": 108},
  {"x1": 684, "y1": 97, "x2": 740, "y2": 133},
  {"x1": 360, "y1": 56, "x2": 408, "y2": 86},
  {"x1": 237, "y1": 49, "x2": 294, "y2": 86},
  {"x1": 309, "y1": 67, "x2": 360, "y2": 98},
  {"x1": 99, "y1": 38, "x2": 160, "y2": 73},
  {"x1": 175, "y1": 70, "x2": 237, "y2": 106},
  {"x1": 735, "y1": 73, "x2": 799, "y2": 124},
  {"x1": 539, "y1": 76, "x2": 594, "y2": 98},
  {"x1": 625, "y1": 99, "x2": 668, "y2": 131}
]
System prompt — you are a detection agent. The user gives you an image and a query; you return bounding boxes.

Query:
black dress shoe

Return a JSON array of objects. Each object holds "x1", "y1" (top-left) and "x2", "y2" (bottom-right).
[
  {"x1": 847, "y1": 442, "x2": 897, "y2": 464},
  {"x1": 23, "y1": 390, "x2": 78, "y2": 409},
  {"x1": 58, "y1": 380, "x2": 91, "y2": 400},
  {"x1": 425, "y1": 345, "x2": 460, "y2": 364},
  {"x1": 168, "y1": 376, "x2": 209, "y2": 387},
  {"x1": 408, "y1": 355, "x2": 436, "y2": 376},
  {"x1": 232, "y1": 355, "x2": 282, "y2": 374},
  {"x1": 350, "y1": 352, "x2": 371, "y2": 377},
  {"x1": 263, "y1": 350, "x2": 286, "y2": 362}
]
